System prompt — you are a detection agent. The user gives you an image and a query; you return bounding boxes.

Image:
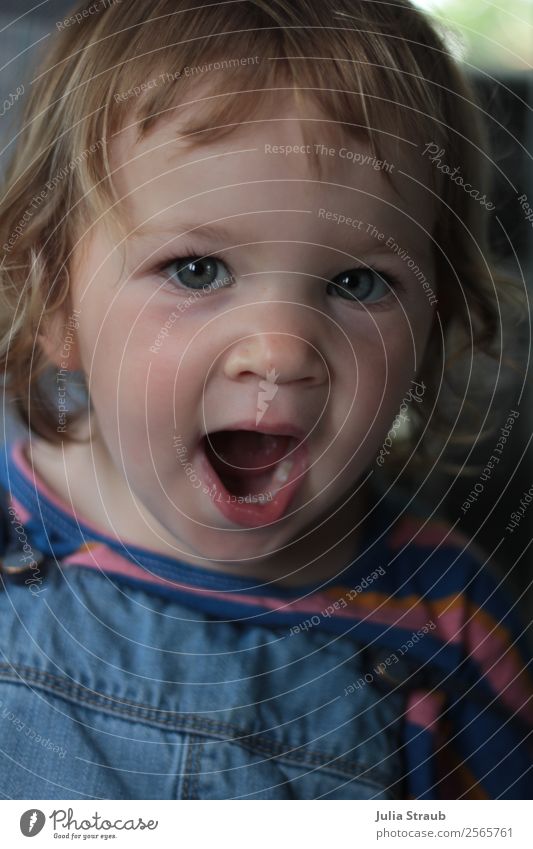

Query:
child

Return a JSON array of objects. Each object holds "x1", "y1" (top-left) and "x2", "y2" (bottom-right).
[{"x1": 0, "y1": 0, "x2": 531, "y2": 800}]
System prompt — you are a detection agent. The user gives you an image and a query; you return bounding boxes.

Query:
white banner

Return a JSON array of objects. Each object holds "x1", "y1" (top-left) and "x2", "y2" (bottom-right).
[{"x1": 0, "y1": 800, "x2": 530, "y2": 848}]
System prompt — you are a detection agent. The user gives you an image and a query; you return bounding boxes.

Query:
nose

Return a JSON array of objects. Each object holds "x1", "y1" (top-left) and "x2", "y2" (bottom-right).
[{"x1": 223, "y1": 319, "x2": 327, "y2": 387}]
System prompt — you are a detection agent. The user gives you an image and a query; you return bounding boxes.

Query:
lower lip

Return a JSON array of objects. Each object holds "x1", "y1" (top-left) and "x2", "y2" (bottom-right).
[{"x1": 194, "y1": 438, "x2": 310, "y2": 528}]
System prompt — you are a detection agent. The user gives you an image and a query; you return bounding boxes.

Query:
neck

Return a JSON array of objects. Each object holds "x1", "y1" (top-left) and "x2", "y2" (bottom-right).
[{"x1": 26, "y1": 429, "x2": 370, "y2": 588}]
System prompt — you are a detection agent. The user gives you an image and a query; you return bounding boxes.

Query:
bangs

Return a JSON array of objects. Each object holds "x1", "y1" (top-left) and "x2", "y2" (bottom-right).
[
  {"x1": 121, "y1": 13, "x2": 442, "y2": 154},
  {"x1": 49, "y1": 0, "x2": 450, "y2": 222}
]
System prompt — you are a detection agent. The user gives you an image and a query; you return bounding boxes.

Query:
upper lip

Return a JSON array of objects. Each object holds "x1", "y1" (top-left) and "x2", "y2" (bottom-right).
[{"x1": 202, "y1": 420, "x2": 308, "y2": 442}]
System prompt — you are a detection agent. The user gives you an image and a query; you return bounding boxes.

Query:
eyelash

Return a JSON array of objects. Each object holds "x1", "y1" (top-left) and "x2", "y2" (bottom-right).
[{"x1": 154, "y1": 246, "x2": 407, "y2": 309}]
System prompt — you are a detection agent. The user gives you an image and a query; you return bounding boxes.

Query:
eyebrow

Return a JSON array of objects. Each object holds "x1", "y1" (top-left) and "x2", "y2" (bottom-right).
[
  {"x1": 128, "y1": 215, "x2": 429, "y2": 267},
  {"x1": 130, "y1": 221, "x2": 232, "y2": 242},
  {"x1": 129, "y1": 213, "x2": 313, "y2": 243}
]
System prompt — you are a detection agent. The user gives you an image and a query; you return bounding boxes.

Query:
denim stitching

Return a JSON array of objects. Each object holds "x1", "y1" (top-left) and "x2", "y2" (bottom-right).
[
  {"x1": 181, "y1": 734, "x2": 196, "y2": 801},
  {"x1": 190, "y1": 736, "x2": 205, "y2": 800},
  {"x1": 0, "y1": 664, "x2": 395, "y2": 785}
]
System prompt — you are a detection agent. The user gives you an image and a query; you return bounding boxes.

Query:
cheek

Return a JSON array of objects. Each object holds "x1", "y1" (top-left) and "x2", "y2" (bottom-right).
[
  {"x1": 343, "y1": 308, "x2": 426, "y2": 379},
  {"x1": 77, "y1": 297, "x2": 179, "y2": 433},
  {"x1": 89, "y1": 302, "x2": 219, "y2": 452},
  {"x1": 339, "y1": 309, "x2": 431, "y2": 434}
]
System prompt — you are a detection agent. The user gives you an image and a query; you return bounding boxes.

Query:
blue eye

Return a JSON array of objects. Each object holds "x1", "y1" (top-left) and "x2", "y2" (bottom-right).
[
  {"x1": 162, "y1": 255, "x2": 233, "y2": 292},
  {"x1": 157, "y1": 253, "x2": 402, "y2": 304},
  {"x1": 328, "y1": 267, "x2": 398, "y2": 304}
]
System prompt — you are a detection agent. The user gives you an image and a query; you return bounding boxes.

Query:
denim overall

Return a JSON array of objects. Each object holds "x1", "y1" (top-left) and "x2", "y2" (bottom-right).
[
  {"x1": 0, "y1": 442, "x2": 406, "y2": 800},
  {"x1": 2, "y1": 440, "x2": 530, "y2": 799}
]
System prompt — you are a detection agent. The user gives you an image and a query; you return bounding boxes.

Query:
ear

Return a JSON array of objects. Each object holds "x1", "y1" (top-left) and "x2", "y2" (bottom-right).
[{"x1": 37, "y1": 303, "x2": 83, "y2": 372}]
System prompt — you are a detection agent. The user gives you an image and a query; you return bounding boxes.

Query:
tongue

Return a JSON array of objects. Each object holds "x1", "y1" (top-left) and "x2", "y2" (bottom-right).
[{"x1": 206, "y1": 430, "x2": 292, "y2": 476}]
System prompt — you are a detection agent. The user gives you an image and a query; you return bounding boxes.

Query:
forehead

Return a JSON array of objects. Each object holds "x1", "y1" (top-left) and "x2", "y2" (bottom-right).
[{"x1": 108, "y1": 92, "x2": 437, "y2": 242}]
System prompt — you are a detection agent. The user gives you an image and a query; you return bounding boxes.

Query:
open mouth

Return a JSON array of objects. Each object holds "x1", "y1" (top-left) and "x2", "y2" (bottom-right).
[
  {"x1": 194, "y1": 428, "x2": 309, "y2": 527},
  {"x1": 201, "y1": 429, "x2": 299, "y2": 500}
]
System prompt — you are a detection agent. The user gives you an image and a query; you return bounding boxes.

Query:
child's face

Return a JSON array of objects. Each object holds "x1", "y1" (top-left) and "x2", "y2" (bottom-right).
[{"x1": 64, "y1": 92, "x2": 436, "y2": 564}]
